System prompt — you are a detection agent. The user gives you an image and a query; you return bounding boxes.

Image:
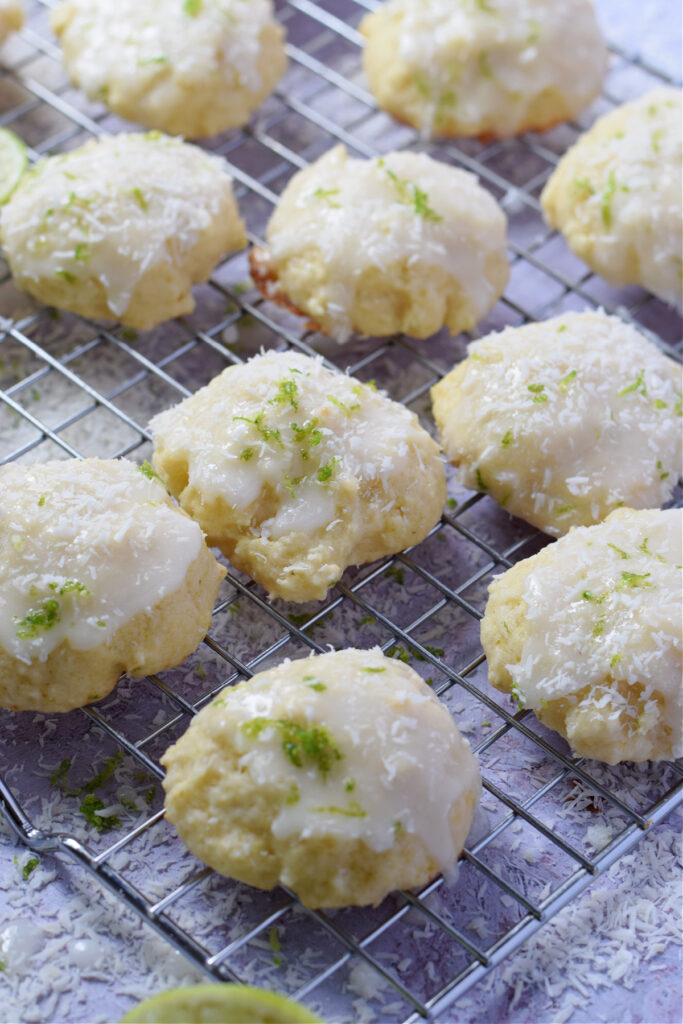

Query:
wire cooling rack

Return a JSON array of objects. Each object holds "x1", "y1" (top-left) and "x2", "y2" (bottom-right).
[{"x1": 0, "y1": 1, "x2": 681, "y2": 1021}]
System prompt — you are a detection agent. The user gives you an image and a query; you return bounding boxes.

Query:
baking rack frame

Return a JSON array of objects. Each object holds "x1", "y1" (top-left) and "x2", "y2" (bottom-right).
[{"x1": 0, "y1": 2, "x2": 682, "y2": 1021}]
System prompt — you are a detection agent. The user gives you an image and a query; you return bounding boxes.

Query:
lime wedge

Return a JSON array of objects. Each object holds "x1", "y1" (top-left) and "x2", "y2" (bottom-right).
[
  {"x1": 121, "y1": 983, "x2": 323, "y2": 1023},
  {"x1": 0, "y1": 127, "x2": 27, "y2": 204}
]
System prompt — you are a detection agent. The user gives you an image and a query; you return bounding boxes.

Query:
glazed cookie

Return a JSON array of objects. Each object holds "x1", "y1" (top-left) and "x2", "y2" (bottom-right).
[
  {"x1": 431, "y1": 312, "x2": 682, "y2": 536},
  {"x1": 149, "y1": 350, "x2": 447, "y2": 602},
  {"x1": 0, "y1": 1, "x2": 22, "y2": 44},
  {"x1": 250, "y1": 145, "x2": 508, "y2": 341},
  {"x1": 0, "y1": 132, "x2": 246, "y2": 329},
  {"x1": 162, "y1": 647, "x2": 481, "y2": 908},
  {"x1": 360, "y1": 0, "x2": 607, "y2": 139},
  {"x1": 481, "y1": 508, "x2": 683, "y2": 763},
  {"x1": 0, "y1": 459, "x2": 225, "y2": 713},
  {"x1": 51, "y1": 0, "x2": 286, "y2": 138},
  {"x1": 541, "y1": 88, "x2": 683, "y2": 309}
]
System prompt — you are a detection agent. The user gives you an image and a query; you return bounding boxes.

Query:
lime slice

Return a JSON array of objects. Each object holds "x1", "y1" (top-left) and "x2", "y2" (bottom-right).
[
  {"x1": 0, "y1": 127, "x2": 27, "y2": 204},
  {"x1": 121, "y1": 983, "x2": 323, "y2": 1023}
]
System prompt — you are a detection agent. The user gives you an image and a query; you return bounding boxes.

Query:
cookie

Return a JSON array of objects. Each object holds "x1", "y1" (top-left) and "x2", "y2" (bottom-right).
[
  {"x1": 0, "y1": 458, "x2": 225, "y2": 712},
  {"x1": 541, "y1": 88, "x2": 683, "y2": 309},
  {"x1": 361, "y1": 0, "x2": 607, "y2": 139},
  {"x1": 162, "y1": 647, "x2": 481, "y2": 907},
  {"x1": 481, "y1": 507, "x2": 683, "y2": 763},
  {"x1": 251, "y1": 145, "x2": 508, "y2": 341},
  {"x1": 0, "y1": 132, "x2": 246, "y2": 328},
  {"x1": 431, "y1": 311, "x2": 682, "y2": 536},
  {"x1": 51, "y1": 0, "x2": 287, "y2": 137},
  {"x1": 150, "y1": 350, "x2": 447, "y2": 601}
]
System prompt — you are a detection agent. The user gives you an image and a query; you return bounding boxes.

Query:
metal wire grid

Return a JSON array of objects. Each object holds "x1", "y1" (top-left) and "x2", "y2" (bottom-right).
[{"x1": 0, "y1": 1, "x2": 681, "y2": 1020}]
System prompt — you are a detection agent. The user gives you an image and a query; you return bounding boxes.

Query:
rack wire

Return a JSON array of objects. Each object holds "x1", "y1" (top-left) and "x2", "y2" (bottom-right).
[{"x1": 0, "y1": 1, "x2": 681, "y2": 1021}]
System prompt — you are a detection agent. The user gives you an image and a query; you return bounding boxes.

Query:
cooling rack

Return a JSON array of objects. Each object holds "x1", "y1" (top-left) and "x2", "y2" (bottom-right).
[{"x1": 0, "y1": 1, "x2": 681, "y2": 1021}]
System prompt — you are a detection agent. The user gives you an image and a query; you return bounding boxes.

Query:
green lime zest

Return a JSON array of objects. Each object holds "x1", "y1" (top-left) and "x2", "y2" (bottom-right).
[
  {"x1": 79, "y1": 793, "x2": 121, "y2": 833},
  {"x1": 317, "y1": 457, "x2": 339, "y2": 483},
  {"x1": 572, "y1": 177, "x2": 594, "y2": 196},
  {"x1": 139, "y1": 460, "x2": 163, "y2": 483},
  {"x1": 15, "y1": 598, "x2": 61, "y2": 638},
  {"x1": 131, "y1": 187, "x2": 149, "y2": 212},
  {"x1": 592, "y1": 618, "x2": 606, "y2": 639},
  {"x1": 527, "y1": 383, "x2": 548, "y2": 403},
  {"x1": 269, "y1": 926, "x2": 281, "y2": 954},
  {"x1": 22, "y1": 857, "x2": 39, "y2": 880},
  {"x1": 290, "y1": 419, "x2": 322, "y2": 449},
  {"x1": 601, "y1": 171, "x2": 617, "y2": 228},
  {"x1": 618, "y1": 369, "x2": 646, "y2": 397},
  {"x1": 327, "y1": 394, "x2": 360, "y2": 417},
  {"x1": 379, "y1": 161, "x2": 443, "y2": 222},
  {"x1": 269, "y1": 377, "x2": 299, "y2": 410},
  {"x1": 510, "y1": 681, "x2": 524, "y2": 708},
  {"x1": 387, "y1": 644, "x2": 411, "y2": 663},
  {"x1": 620, "y1": 570, "x2": 652, "y2": 589},
  {"x1": 242, "y1": 718, "x2": 343, "y2": 777},
  {"x1": 638, "y1": 537, "x2": 666, "y2": 563},
  {"x1": 313, "y1": 801, "x2": 366, "y2": 818},
  {"x1": 232, "y1": 412, "x2": 283, "y2": 448},
  {"x1": 311, "y1": 187, "x2": 340, "y2": 208}
]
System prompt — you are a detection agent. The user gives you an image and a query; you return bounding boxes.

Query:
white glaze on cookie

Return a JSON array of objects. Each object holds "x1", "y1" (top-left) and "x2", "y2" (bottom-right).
[
  {"x1": 171, "y1": 648, "x2": 481, "y2": 871},
  {"x1": 264, "y1": 146, "x2": 507, "y2": 341},
  {"x1": 541, "y1": 88, "x2": 683, "y2": 309},
  {"x1": 0, "y1": 459, "x2": 202, "y2": 663},
  {"x1": 511, "y1": 508, "x2": 682, "y2": 754},
  {"x1": 432, "y1": 312, "x2": 682, "y2": 536},
  {"x1": 361, "y1": 0, "x2": 607, "y2": 137},
  {"x1": 0, "y1": 133, "x2": 243, "y2": 320},
  {"x1": 150, "y1": 349, "x2": 446, "y2": 600}
]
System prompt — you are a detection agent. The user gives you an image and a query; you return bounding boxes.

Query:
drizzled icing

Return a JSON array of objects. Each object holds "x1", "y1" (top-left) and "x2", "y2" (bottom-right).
[
  {"x1": 0, "y1": 459, "x2": 203, "y2": 664},
  {"x1": 205, "y1": 648, "x2": 481, "y2": 869}
]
